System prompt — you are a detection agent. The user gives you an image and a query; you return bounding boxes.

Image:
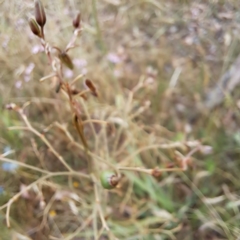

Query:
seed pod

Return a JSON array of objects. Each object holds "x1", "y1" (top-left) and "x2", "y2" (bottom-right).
[
  {"x1": 151, "y1": 167, "x2": 162, "y2": 179},
  {"x1": 34, "y1": 0, "x2": 46, "y2": 28},
  {"x1": 55, "y1": 81, "x2": 62, "y2": 93},
  {"x1": 84, "y1": 79, "x2": 98, "y2": 97},
  {"x1": 73, "y1": 12, "x2": 81, "y2": 29},
  {"x1": 100, "y1": 171, "x2": 119, "y2": 190},
  {"x1": 28, "y1": 17, "x2": 41, "y2": 37},
  {"x1": 73, "y1": 114, "x2": 88, "y2": 152},
  {"x1": 58, "y1": 51, "x2": 74, "y2": 69}
]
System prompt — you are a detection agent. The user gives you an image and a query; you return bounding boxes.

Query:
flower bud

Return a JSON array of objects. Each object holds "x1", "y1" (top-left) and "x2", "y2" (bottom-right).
[
  {"x1": 100, "y1": 171, "x2": 119, "y2": 190},
  {"x1": 34, "y1": 0, "x2": 46, "y2": 28},
  {"x1": 58, "y1": 51, "x2": 74, "y2": 69},
  {"x1": 73, "y1": 12, "x2": 81, "y2": 29},
  {"x1": 28, "y1": 17, "x2": 41, "y2": 37}
]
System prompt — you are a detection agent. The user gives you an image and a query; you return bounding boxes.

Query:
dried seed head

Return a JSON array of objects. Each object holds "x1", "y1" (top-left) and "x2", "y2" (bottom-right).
[
  {"x1": 151, "y1": 167, "x2": 162, "y2": 179},
  {"x1": 73, "y1": 12, "x2": 81, "y2": 29},
  {"x1": 58, "y1": 52, "x2": 74, "y2": 70},
  {"x1": 85, "y1": 79, "x2": 98, "y2": 97},
  {"x1": 34, "y1": 0, "x2": 46, "y2": 28},
  {"x1": 28, "y1": 17, "x2": 41, "y2": 37},
  {"x1": 100, "y1": 171, "x2": 119, "y2": 190}
]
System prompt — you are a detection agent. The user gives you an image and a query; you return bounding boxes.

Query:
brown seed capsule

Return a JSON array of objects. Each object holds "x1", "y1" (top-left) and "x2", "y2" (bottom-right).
[
  {"x1": 85, "y1": 79, "x2": 98, "y2": 97},
  {"x1": 58, "y1": 51, "x2": 74, "y2": 70},
  {"x1": 55, "y1": 81, "x2": 62, "y2": 93},
  {"x1": 73, "y1": 12, "x2": 81, "y2": 29},
  {"x1": 34, "y1": 0, "x2": 46, "y2": 28},
  {"x1": 73, "y1": 114, "x2": 88, "y2": 151},
  {"x1": 151, "y1": 167, "x2": 162, "y2": 179},
  {"x1": 28, "y1": 17, "x2": 41, "y2": 37}
]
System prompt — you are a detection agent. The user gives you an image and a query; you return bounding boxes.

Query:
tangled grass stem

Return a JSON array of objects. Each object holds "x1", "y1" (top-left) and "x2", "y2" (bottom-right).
[
  {"x1": 0, "y1": 171, "x2": 90, "y2": 227},
  {"x1": 9, "y1": 108, "x2": 74, "y2": 172}
]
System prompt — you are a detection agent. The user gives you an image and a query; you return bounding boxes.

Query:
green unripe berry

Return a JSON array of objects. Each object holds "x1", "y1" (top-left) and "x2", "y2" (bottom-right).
[{"x1": 100, "y1": 171, "x2": 119, "y2": 190}]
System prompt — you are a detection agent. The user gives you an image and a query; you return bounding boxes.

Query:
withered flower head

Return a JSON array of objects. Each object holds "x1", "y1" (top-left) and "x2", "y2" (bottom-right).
[
  {"x1": 28, "y1": 17, "x2": 41, "y2": 37},
  {"x1": 73, "y1": 12, "x2": 81, "y2": 29},
  {"x1": 34, "y1": 0, "x2": 46, "y2": 28}
]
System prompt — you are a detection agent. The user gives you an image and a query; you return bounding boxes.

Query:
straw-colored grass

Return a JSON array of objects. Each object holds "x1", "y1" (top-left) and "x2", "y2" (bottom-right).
[{"x1": 1, "y1": 1, "x2": 240, "y2": 239}]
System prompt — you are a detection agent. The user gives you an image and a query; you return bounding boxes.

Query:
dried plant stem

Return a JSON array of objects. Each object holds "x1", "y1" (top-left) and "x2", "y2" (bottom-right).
[
  {"x1": 31, "y1": 138, "x2": 46, "y2": 169},
  {"x1": 181, "y1": 173, "x2": 231, "y2": 238},
  {"x1": 12, "y1": 109, "x2": 73, "y2": 172},
  {"x1": 120, "y1": 181, "x2": 133, "y2": 212},
  {"x1": 97, "y1": 226, "x2": 105, "y2": 239},
  {"x1": 33, "y1": 194, "x2": 56, "y2": 234},
  {"x1": 78, "y1": 98, "x2": 98, "y2": 173},
  {"x1": 120, "y1": 142, "x2": 199, "y2": 167},
  {"x1": 113, "y1": 131, "x2": 131, "y2": 157},
  {"x1": 66, "y1": 28, "x2": 82, "y2": 51},
  {"x1": 73, "y1": 89, "x2": 90, "y2": 98},
  {"x1": 49, "y1": 213, "x2": 93, "y2": 240},
  {"x1": 129, "y1": 102, "x2": 150, "y2": 120},
  {"x1": 92, "y1": 175, "x2": 109, "y2": 231},
  {"x1": 41, "y1": 39, "x2": 52, "y2": 64},
  {"x1": 83, "y1": 119, "x2": 108, "y2": 125},
  {"x1": 1, "y1": 171, "x2": 90, "y2": 227},
  {"x1": 80, "y1": 98, "x2": 97, "y2": 140},
  {"x1": 93, "y1": 203, "x2": 98, "y2": 240},
  {"x1": 54, "y1": 122, "x2": 118, "y2": 171},
  {"x1": 39, "y1": 73, "x2": 56, "y2": 82},
  {"x1": 103, "y1": 124, "x2": 110, "y2": 163},
  {"x1": 118, "y1": 166, "x2": 184, "y2": 174},
  {"x1": 41, "y1": 26, "x2": 45, "y2": 39},
  {"x1": 70, "y1": 73, "x2": 85, "y2": 86},
  {"x1": 112, "y1": 126, "x2": 124, "y2": 155},
  {"x1": 0, "y1": 156, "x2": 49, "y2": 174}
]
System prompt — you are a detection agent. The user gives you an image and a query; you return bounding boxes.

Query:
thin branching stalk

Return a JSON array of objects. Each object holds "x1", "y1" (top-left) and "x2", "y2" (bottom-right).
[
  {"x1": 1, "y1": 171, "x2": 90, "y2": 227},
  {"x1": 0, "y1": 156, "x2": 49, "y2": 174},
  {"x1": 11, "y1": 108, "x2": 74, "y2": 172},
  {"x1": 117, "y1": 166, "x2": 184, "y2": 174}
]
